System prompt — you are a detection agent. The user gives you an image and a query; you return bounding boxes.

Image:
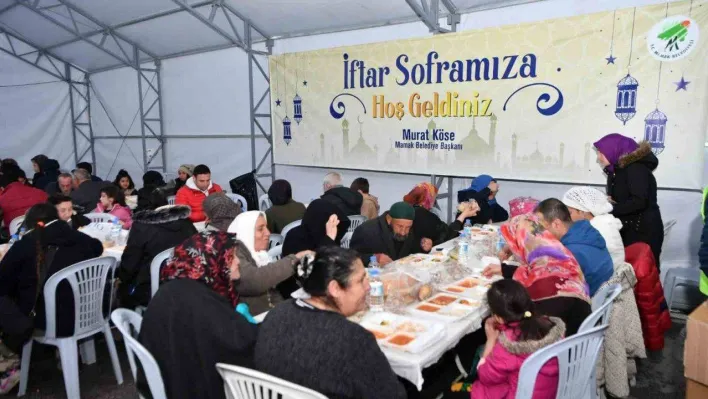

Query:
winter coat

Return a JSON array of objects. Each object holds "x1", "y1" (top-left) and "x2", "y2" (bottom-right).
[
  {"x1": 360, "y1": 193, "x2": 380, "y2": 220},
  {"x1": 624, "y1": 242, "x2": 671, "y2": 351},
  {"x1": 595, "y1": 261, "x2": 646, "y2": 398},
  {"x1": 560, "y1": 220, "x2": 614, "y2": 296},
  {"x1": 138, "y1": 278, "x2": 258, "y2": 399},
  {"x1": 175, "y1": 178, "x2": 223, "y2": 222},
  {"x1": 350, "y1": 212, "x2": 424, "y2": 267},
  {"x1": 472, "y1": 317, "x2": 565, "y2": 399},
  {"x1": 32, "y1": 159, "x2": 61, "y2": 191},
  {"x1": 264, "y1": 200, "x2": 306, "y2": 234},
  {"x1": 607, "y1": 141, "x2": 664, "y2": 267},
  {"x1": 93, "y1": 202, "x2": 133, "y2": 229},
  {"x1": 0, "y1": 220, "x2": 103, "y2": 337},
  {"x1": 320, "y1": 186, "x2": 363, "y2": 217},
  {"x1": 235, "y1": 244, "x2": 298, "y2": 315},
  {"x1": 71, "y1": 180, "x2": 110, "y2": 214},
  {"x1": 0, "y1": 182, "x2": 48, "y2": 231},
  {"x1": 457, "y1": 187, "x2": 509, "y2": 225},
  {"x1": 412, "y1": 206, "x2": 462, "y2": 246},
  {"x1": 590, "y1": 214, "x2": 626, "y2": 270},
  {"x1": 117, "y1": 206, "x2": 196, "y2": 308}
]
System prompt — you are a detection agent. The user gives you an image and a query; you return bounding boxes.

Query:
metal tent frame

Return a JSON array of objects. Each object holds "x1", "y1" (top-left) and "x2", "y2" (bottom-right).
[{"x1": 1, "y1": 0, "x2": 541, "y2": 220}]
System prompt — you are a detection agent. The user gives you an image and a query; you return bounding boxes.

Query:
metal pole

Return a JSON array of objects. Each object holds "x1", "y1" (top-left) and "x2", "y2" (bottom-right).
[
  {"x1": 67, "y1": 63, "x2": 79, "y2": 166},
  {"x1": 246, "y1": 20, "x2": 257, "y2": 174},
  {"x1": 136, "y1": 47, "x2": 148, "y2": 173},
  {"x1": 447, "y1": 176, "x2": 453, "y2": 223},
  {"x1": 157, "y1": 60, "x2": 167, "y2": 174},
  {"x1": 85, "y1": 73, "x2": 97, "y2": 174}
]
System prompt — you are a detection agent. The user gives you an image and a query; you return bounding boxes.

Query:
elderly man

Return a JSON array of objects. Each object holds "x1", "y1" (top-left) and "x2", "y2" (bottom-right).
[
  {"x1": 350, "y1": 201, "x2": 427, "y2": 267},
  {"x1": 45, "y1": 172, "x2": 74, "y2": 196},
  {"x1": 320, "y1": 171, "x2": 362, "y2": 217},
  {"x1": 70, "y1": 168, "x2": 108, "y2": 213},
  {"x1": 535, "y1": 198, "x2": 614, "y2": 296}
]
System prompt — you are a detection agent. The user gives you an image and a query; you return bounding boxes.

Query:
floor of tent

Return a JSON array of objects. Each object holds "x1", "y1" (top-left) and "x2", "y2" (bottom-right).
[{"x1": 8, "y1": 317, "x2": 687, "y2": 399}]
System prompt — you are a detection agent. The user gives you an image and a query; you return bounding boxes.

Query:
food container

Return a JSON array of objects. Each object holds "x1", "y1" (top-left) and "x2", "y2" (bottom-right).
[
  {"x1": 380, "y1": 270, "x2": 433, "y2": 308},
  {"x1": 439, "y1": 277, "x2": 494, "y2": 299},
  {"x1": 408, "y1": 293, "x2": 481, "y2": 322},
  {"x1": 359, "y1": 312, "x2": 445, "y2": 353}
]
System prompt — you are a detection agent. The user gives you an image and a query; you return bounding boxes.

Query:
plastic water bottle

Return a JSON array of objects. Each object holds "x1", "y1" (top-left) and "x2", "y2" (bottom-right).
[
  {"x1": 463, "y1": 219, "x2": 472, "y2": 239},
  {"x1": 368, "y1": 257, "x2": 384, "y2": 312},
  {"x1": 18, "y1": 227, "x2": 26, "y2": 239},
  {"x1": 235, "y1": 303, "x2": 258, "y2": 324},
  {"x1": 110, "y1": 217, "x2": 122, "y2": 243},
  {"x1": 458, "y1": 232, "x2": 470, "y2": 265},
  {"x1": 496, "y1": 230, "x2": 506, "y2": 253},
  {"x1": 8, "y1": 234, "x2": 18, "y2": 246}
]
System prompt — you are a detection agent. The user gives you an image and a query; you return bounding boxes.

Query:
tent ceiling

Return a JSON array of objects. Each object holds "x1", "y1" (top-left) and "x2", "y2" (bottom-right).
[{"x1": 0, "y1": 0, "x2": 542, "y2": 74}]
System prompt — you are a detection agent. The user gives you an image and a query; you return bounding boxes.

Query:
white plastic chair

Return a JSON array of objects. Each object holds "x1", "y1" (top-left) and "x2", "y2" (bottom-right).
[
  {"x1": 226, "y1": 193, "x2": 248, "y2": 211},
  {"x1": 259, "y1": 194, "x2": 272, "y2": 211},
  {"x1": 84, "y1": 212, "x2": 116, "y2": 224},
  {"x1": 216, "y1": 363, "x2": 327, "y2": 399},
  {"x1": 269, "y1": 233, "x2": 283, "y2": 249},
  {"x1": 18, "y1": 257, "x2": 123, "y2": 398},
  {"x1": 515, "y1": 325, "x2": 608, "y2": 399},
  {"x1": 9, "y1": 215, "x2": 25, "y2": 235},
  {"x1": 281, "y1": 220, "x2": 301, "y2": 238},
  {"x1": 347, "y1": 215, "x2": 367, "y2": 233},
  {"x1": 151, "y1": 247, "x2": 174, "y2": 298},
  {"x1": 340, "y1": 232, "x2": 353, "y2": 248},
  {"x1": 166, "y1": 195, "x2": 176, "y2": 206},
  {"x1": 110, "y1": 309, "x2": 167, "y2": 399},
  {"x1": 268, "y1": 245, "x2": 283, "y2": 261},
  {"x1": 579, "y1": 283, "x2": 622, "y2": 332}
]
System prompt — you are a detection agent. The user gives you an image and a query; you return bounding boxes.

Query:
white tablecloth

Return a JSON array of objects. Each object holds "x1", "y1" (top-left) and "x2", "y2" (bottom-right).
[{"x1": 79, "y1": 223, "x2": 128, "y2": 261}]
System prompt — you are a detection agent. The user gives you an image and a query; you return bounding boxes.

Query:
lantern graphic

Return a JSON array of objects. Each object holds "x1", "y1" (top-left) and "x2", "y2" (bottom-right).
[
  {"x1": 293, "y1": 93, "x2": 302, "y2": 124},
  {"x1": 615, "y1": 74, "x2": 638, "y2": 125},
  {"x1": 283, "y1": 116, "x2": 292, "y2": 145},
  {"x1": 644, "y1": 108, "x2": 667, "y2": 155}
]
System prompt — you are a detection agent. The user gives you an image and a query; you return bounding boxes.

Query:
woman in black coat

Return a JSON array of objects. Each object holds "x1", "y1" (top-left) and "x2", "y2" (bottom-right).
[
  {"x1": 595, "y1": 134, "x2": 664, "y2": 269},
  {"x1": 117, "y1": 205, "x2": 196, "y2": 308},
  {"x1": 0, "y1": 204, "x2": 103, "y2": 340}
]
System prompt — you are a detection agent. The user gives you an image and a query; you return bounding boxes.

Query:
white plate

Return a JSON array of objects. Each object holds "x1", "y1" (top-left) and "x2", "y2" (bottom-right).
[
  {"x1": 408, "y1": 293, "x2": 479, "y2": 322},
  {"x1": 359, "y1": 312, "x2": 445, "y2": 354}
]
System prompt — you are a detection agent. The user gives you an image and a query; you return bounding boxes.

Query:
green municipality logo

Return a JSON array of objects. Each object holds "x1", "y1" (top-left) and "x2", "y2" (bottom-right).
[{"x1": 647, "y1": 15, "x2": 699, "y2": 61}]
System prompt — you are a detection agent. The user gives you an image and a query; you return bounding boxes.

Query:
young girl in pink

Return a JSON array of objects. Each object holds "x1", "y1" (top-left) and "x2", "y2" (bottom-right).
[
  {"x1": 451, "y1": 279, "x2": 566, "y2": 399},
  {"x1": 93, "y1": 185, "x2": 133, "y2": 229}
]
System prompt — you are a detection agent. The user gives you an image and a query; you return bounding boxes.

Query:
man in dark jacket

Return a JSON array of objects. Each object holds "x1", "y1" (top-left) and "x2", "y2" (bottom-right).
[
  {"x1": 320, "y1": 172, "x2": 363, "y2": 216},
  {"x1": 536, "y1": 198, "x2": 613, "y2": 296},
  {"x1": 70, "y1": 168, "x2": 109, "y2": 213},
  {"x1": 350, "y1": 202, "x2": 423, "y2": 267},
  {"x1": 117, "y1": 205, "x2": 197, "y2": 308},
  {"x1": 33, "y1": 159, "x2": 61, "y2": 191},
  {"x1": 76, "y1": 162, "x2": 102, "y2": 182}
]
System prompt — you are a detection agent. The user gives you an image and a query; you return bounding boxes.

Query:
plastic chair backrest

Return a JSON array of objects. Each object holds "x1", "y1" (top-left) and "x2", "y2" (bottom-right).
[
  {"x1": 166, "y1": 195, "x2": 176, "y2": 206},
  {"x1": 9, "y1": 215, "x2": 25, "y2": 235},
  {"x1": 259, "y1": 194, "x2": 272, "y2": 211},
  {"x1": 41, "y1": 256, "x2": 115, "y2": 338},
  {"x1": 151, "y1": 247, "x2": 174, "y2": 298},
  {"x1": 347, "y1": 215, "x2": 367, "y2": 233},
  {"x1": 340, "y1": 232, "x2": 353, "y2": 248},
  {"x1": 226, "y1": 193, "x2": 248, "y2": 211},
  {"x1": 281, "y1": 220, "x2": 301, "y2": 238},
  {"x1": 268, "y1": 245, "x2": 283, "y2": 261},
  {"x1": 216, "y1": 363, "x2": 328, "y2": 399},
  {"x1": 84, "y1": 212, "x2": 116, "y2": 224},
  {"x1": 515, "y1": 325, "x2": 608, "y2": 399},
  {"x1": 269, "y1": 234, "x2": 283, "y2": 249},
  {"x1": 578, "y1": 283, "x2": 622, "y2": 333},
  {"x1": 110, "y1": 309, "x2": 167, "y2": 399}
]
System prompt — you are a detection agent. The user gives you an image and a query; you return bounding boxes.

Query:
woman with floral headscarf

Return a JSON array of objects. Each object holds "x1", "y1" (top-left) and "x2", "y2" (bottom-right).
[
  {"x1": 403, "y1": 182, "x2": 480, "y2": 248},
  {"x1": 137, "y1": 231, "x2": 257, "y2": 399},
  {"x1": 483, "y1": 214, "x2": 591, "y2": 335}
]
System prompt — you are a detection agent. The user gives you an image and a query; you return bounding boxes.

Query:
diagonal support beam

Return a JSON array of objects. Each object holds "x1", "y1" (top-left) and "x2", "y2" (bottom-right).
[
  {"x1": 0, "y1": 28, "x2": 77, "y2": 81},
  {"x1": 405, "y1": 0, "x2": 451, "y2": 33},
  {"x1": 170, "y1": 0, "x2": 243, "y2": 48}
]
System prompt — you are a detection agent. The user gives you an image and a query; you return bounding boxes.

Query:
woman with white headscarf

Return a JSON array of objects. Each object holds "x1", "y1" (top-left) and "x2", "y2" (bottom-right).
[
  {"x1": 562, "y1": 186, "x2": 625, "y2": 269},
  {"x1": 228, "y1": 211, "x2": 312, "y2": 315}
]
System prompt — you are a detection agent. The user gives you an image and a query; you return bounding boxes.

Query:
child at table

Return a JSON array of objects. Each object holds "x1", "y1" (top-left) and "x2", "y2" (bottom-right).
[{"x1": 449, "y1": 279, "x2": 565, "y2": 399}]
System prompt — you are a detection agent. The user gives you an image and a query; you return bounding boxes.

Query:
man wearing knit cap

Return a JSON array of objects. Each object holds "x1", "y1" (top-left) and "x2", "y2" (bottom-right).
[
  {"x1": 350, "y1": 201, "x2": 425, "y2": 267},
  {"x1": 203, "y1": 192, "x2": 242, "y2": 231}
]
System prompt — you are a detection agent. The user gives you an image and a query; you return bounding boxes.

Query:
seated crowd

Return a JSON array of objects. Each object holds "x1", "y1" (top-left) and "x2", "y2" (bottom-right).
[{"x1": 0, "y1": 136, "x2": 668, "y2": 398}]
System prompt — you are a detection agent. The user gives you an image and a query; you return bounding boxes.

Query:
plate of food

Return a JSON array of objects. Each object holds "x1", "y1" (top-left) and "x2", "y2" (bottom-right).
[
  {"x1": 359, "y1": 312, "x2": 445, "y2": 353},
  {"x1": 380, "y1": 271, "x2": 433, "y2": 306},
  {"x1": 439, "y1": 277, "x2": 494, "y2": 299},
  {"x1": 408, "y1": 293, "x2": 480, "y2": 322}
]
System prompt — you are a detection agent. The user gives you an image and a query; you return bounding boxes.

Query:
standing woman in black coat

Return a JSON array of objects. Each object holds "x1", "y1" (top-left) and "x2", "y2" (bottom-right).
[{"x1": 594, "y1": 134, "x2": 664, "y2": 269}]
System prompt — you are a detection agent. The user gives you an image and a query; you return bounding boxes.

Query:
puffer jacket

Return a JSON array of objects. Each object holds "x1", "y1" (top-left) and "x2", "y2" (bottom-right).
[
  {"x1": 595, "y1": 262, "x2": 646, "y2": 398},
  {"x1": 624, "y1": 242, "x2": 671, "y2": 351},
  {"x1": 472, "y1": 318, "x2": 565, "y2": 399},
  {"x1": 175, "y1": 178, "x2": 222, "y2": 222}
]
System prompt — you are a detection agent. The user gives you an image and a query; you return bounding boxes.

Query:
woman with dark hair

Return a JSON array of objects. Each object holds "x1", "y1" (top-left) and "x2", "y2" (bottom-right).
[
  {"x1": 0, "y1": 204, "x2": 103, "y2": 392},
  {"x1": 30, "y1": 154, "x2": 48, "y2": 187},
  {"x1": 254, "y1": 246, "x2": 406, "y2": 399},
  {"x1": 113, "y1": 169, "x2": 136, "y2": 196},
  {"x1": 137, "y1": 231, "x2": 257, "y2": 399},
  {"x1": 483, "y1": 214, "x2": 590, "y2": 336},
  {"x1": 594, "y1": 133, "x2": 664, "y2": 270},
  {"x1": 279, "y1": 199, "x2": 350, "y2": 298},
  {"x1": 93, "y1": 185, "x2": 132, "y2": 229},
  {"x1": 264, "y1": 179, "x2": 306, "y2": 234},
  {"x1": 136, "y1": 171, "x2": 169, "y2": 211},
  {"x1": 449, "y1": 279, "x2": 565, "y2": 398}
]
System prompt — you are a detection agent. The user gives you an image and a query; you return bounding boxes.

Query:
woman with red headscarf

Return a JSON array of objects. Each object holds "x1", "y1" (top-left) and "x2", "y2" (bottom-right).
[
  {"x1": 137, "y1": 231, "x2": 257, "y2": 399},
  {"x1": 483, "y1": 214, "x2": 591, "y2": 335},
  {"x1": 594, "y1": 133, "x2": 664, "y2": 269},
  {"x1": 403, "y1": 182, "x2": 479, "y2": 248}
]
